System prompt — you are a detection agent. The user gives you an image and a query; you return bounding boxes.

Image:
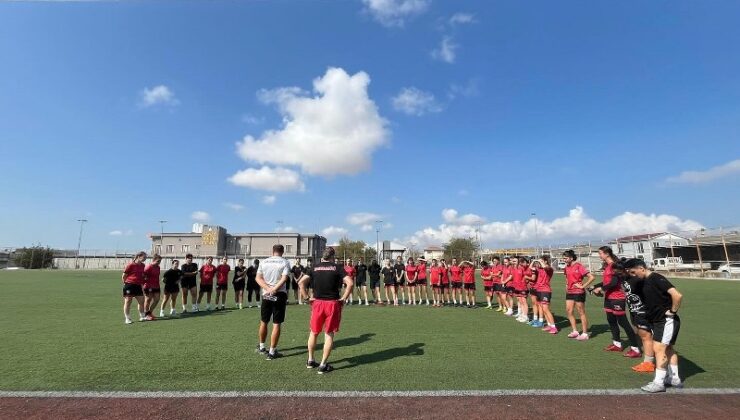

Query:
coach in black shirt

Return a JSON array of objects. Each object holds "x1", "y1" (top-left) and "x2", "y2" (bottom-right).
[
  {"x1": 298, "y1": 247, "x2": 352, "y2": 374},
  {"x1": 355, "y1": 258, "x2": 369, "y2": 305},
  {"x1": 368, "y1": 259, "x2": 382, "y2": 304},
  {"x1": 180, "y1": 254, "x2": 198, "y2": 312}
]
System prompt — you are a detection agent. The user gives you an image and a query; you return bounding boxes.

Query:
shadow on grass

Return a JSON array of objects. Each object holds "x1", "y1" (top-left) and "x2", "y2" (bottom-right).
[
  {"x1": 588, "y1": 323, "x2": 611, "y2": 338},
  {"x1": 332, "y1": 342, "x2": 425, "y2": 371},
  {"x1": 279, "y1": 333, "x2": 376, "y2": 358},
  {"x1": 679, "y1": 354, "x2": 706, "y2": 380}
]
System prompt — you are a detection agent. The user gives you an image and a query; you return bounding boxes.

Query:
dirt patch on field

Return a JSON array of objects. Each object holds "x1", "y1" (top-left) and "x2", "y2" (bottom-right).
[{"x1": 2, "y1": 394, "x2": 738, "y2": 419}]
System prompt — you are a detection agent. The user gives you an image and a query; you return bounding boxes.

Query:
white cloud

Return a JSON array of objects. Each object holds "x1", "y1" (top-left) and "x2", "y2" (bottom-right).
[
  {"x1": 431, "y1": 36, "x2": 458, "y2": 64},
  {"x1": 384, "y1": 222, "x2": 394, "y2": 229},
  {"x1": 262, "y1": 195, "x2": 277, "y2": 205},
  {"x1": 448, "y1": 79, "x2": 479, "y2": 100},
  {"x1": 224, "y1": 202, "x2": 245, "y2": 211},
  {"x1": 109, "y1": 230, "x2": 123, "y2": 236},
  {"x1": 347, "y1": 212, "x2": 383, "y2": 225},
  {"x1": 449, "y1": 12, "x2": 475, "y2": 25},
  {"x1": 392, "y1": 87, "x2": 442, "y2": 116},
  {"x1": 232, "y1": 68, "x2": 389, "y2": 190},
  {"x1": 191, "y1": 211, "x2": 210, "y2": 223},
  {"x1": 322, "y1": 226, "x2": 349, "y2": 238},
  {"x1": 408, "y1": 207, "x2": 704, "y2": 246},
  {"x1": 360, "y1": 224, "x2": 374, "y2": 232},
  {"x1": 228, "y1": 166, "x2": 306, "y2": 192},
  {"x1": 666, "y1": 159, "x2": 740, "y2": 184},
  {"x1": 362, "y1": 0, "x2": 429, "y2": 27},
  {"x1": 139, "y1": 85, "x2": 178, "y2": 107},
  {"x1": 241, "y1": 114, "x2": 264, "y2": 125}
]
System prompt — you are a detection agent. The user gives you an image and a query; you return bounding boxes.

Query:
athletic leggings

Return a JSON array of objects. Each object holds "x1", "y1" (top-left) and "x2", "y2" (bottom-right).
[
  {"x1": 247, "y1": 288, "x2": 261, "y2": 302},
  {"x1": 607, "y1": 312, "x2": 639, "y2": 347}
]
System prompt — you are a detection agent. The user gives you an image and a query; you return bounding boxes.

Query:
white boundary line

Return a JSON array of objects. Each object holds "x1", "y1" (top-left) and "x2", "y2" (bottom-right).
[{"x1": 1, "y1": 389, "x2": 739, "y2": 398}]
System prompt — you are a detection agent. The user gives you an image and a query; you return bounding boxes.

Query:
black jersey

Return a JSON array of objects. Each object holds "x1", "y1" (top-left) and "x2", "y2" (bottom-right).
[
  {"x1": 181, "y1": 262, "x2": 198, "y2": 279},
  {"x1": 643, "y1": 273, "x2": 677, "y2": 322},
  {"x1": 621, "y1": 275, "x2": 647, "y2": 317},
  {"x1": 308, "y1": 262, "x2": 346, "y2": 300},
  {"x1": 368, "y1": 263, "x2": 381, "y2": 280},
  {"x1": 233, "y1": 266, "x2": 247, "y2": 282},
  {"x1": 355, "y1": 263, "x2": 368, "y2": 281},
  {"x1": 163, "y1": 268, "x2": 182, "y2": 285}
]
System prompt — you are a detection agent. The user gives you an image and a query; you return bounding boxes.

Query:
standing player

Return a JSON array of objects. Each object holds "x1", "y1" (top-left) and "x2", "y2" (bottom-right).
[
  {"x1": 214, "y1": 256, "x2": 230, "y2": 310},
  {"x1": 481, "y1": 261, "x2": 494, "y2": 309},
  {"x1": 416, "y1": 257, "x2": 430, "y2": 305},
  {"x1": 368, "y1": 259, "x2": 383, "y2": 304},
  {"x1": 405, "y1": 257, "x2": 418, "y2": 305},
  {"x1": 343, "y1": 258, "x2": 356, "y2": 305},
  {"x1": 180, "y1": 254, "x2": 198, "y2": 313},
  {"x1": 621, "y1": 260, "x2": 656, "y2": 372},
  {"x1": 439, "y1": 259, "x2": 451, "y2": 305},
  {"x1": 255, "y1": 245, "x2": 291, "y2": 360},
  {"x1": 449, "y1": 258, "x2": 463, "y2": 306},
  {"x1": 142, "y1": 254, "x2": 162, "y2": 320},
  {"x1": 382, "y1": 259, "x2": 397, "y2": 305},
  {"x1": 534, "y1": 256, "x2": 557, "y2": 333},
  {"x1": 233, "y1": 258, "x2": 247, "y2": 309},
  {"x1": 563, "y1": 250, "x2": 595, "y2": 340},
  {"x1": 501, "y1": 257, "x2": 515, "y2": 316},
  {"x1": 526, "y1": 260, "x2": 539, "y2": 324},
  {"x1": 511, "y1": 257, "x2": 529, "y2": 321},
  {"x1": 197, "y1": 256, "x2": 216, "y2": 311},
  {"x1": 355, "y1": 258, "x2": 369, "y2": 306},
  {"x1": 625, "y1": 259, "x2": 684, "y2": 392},
  {"x1": 246, "y1": 259, "x2": 261, "y2": 308},
  {"x1": 160, "y1": 259, "x2": 181, "y2": 317},
  {"x1": 491, "y1": 257, "x2": 505, "y2": 311},
  {"x1": 291, "y1": 259, "x2": 307, "y2": 305},
  {"x1": 122, "y1": 252, "x2": 147, "y2": 324},
  {"x1": 393, "y1": 256, "x2": 406, "y2": 304},
  {"x1": 298, "y1": 247, "x2": 353, "y2": 374},
  {"x1": 429, "y1": 259, "x2": 441, "y2": 306},
  {"x1": 461, "y1": 260, "x2": 477, "y2": 308}
]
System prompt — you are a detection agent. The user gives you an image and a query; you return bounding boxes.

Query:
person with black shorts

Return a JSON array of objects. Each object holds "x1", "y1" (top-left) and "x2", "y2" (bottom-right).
[
  {"x1": 160, "y1": 259, "x2": 181, "y2": 317},
  {"x1": 393, "y1": 256, "x2": 406, "y2": 304},
  {"x1": 355, "y1": 257, "x2": 369, "y2": 306},
  {"x1": 461, "y1": 260, "x2": 477, "y2": 308},
  {"x1": 382, "y1": 259, "x2": 397, "y2": 305},
  {"x1": 416, "y1": 257, "x2": 430, "y2": 305},
  {"x1": 233, "y1": 259, "x2": 246, "y2": 309},
  {"x1": 291, "y1": 259, "x2": 306, "y2": 305},
  {"x1": 246, "y1": 259, "x2": 260, "y2": 308},
  {"x1": 449, "y1": 258, "x2": 463, "y2": 306},
  {"x1": 368, "y1": 259, "x2": 382, "y2": 304},
  {"x1": 142, "y1": 254, "x2": 162, "y2": 320},
  {"x1": 122, "y1": 252, "x2": 147, "y2": 324},
  {"x1": 625, "y1": 259, "x2": 684, "y2": 392},
  {"x1": 298, "y1": 247, "x2": 353, "y2": 374},
  {"x1": 501, "y1": 257, "x2": 515, "y2": 315},
  {"x1": 180, "y1": 254, "x2": 198, "y2": 313},
  {"x1": 562, "y1": 250, "x2": 595, "y2": 340},
  {"x1": 621, "y1": 262, "x2": 656, "y2": 373},
  {"x1": 255, "y1": 245, "x2": 291, "y2": 360},
  {"x1": 439, "y1": 259, "x2": 451, "y2": 305},
  {"x1": 197, "y1": 256, "x2": 216, "y2": 311}
]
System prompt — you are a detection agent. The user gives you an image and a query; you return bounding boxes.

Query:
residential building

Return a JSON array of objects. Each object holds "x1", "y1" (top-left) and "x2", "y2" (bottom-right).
[{"x1": 610, "y1": 232, "x2": 690, "y2": 261}]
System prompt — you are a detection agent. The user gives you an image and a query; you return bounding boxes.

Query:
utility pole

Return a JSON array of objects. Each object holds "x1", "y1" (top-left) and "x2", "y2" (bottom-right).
[
  {"x1": 375, "y1": 220, "x2": 383, "y2": 262},
  {"x1": 532, "y1": 212, "x2": 539, "y2": 256},
  {"x1": 158, "y1": 220, "x2": 167, "y2": 256},
  {"x1": 75, "y1": 219, "x2": 87, "y2": 269},
  {"x1": 276, "y1": 220, "x2": 284, "y2": 245}
]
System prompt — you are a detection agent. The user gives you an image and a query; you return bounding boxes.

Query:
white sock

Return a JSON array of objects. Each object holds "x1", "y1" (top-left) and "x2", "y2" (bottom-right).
[
  {"x1": 670, "y1": 364, "x2": 680, "y2": 380},
  {"x1": 269, "y1": 347, "x2": 275, "y2": 354},
  {"x1": 539, "y1": 317, "x2": 544, "y2": 322},
  {"x1": 654, "y1": 368, "x2": 667, "y2": 385},
  {"x1": 259, "y1": 343, "x2": 265, "y2": 350},
  {"x1": 645, "y1": 355, "x2": 655, "y2": 363}
]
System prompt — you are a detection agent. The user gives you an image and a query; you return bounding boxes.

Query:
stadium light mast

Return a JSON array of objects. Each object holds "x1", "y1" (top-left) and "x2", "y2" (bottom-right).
[
  {"x1": 159, "y1": 220, "x2": 167, "y2": 256},
  {"x1": 276, "y1": 220, "x2": 284, "y2": 245},
  {"x1": 75, "y1": 219, "x2": 87, "y2": 269},
  {"x1": 375, "y1": 220, "x2": 383, "y2": 262},
  {"x1": 531, "y1": 213, "x2": 539, "y2": 256}
]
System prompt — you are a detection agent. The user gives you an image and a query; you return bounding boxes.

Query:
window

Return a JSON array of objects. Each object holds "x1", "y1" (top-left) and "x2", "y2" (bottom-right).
[
  {"x1": 617, "y1": 244, "x2": 623, "y2": 254},
  {"x1": 637, "y1": 243, "x2": 644, "y2": 253},
  {"x1": 241, "y1": 245, "x2": 250, "y2": 254},
  {"x1": 285, "y1": 245, "x2": 293, "y2": 254},
  {"x1": 181, "y1": 245, "x2": 190, "y2": 253},
  {"x1": 155, "y1": 245, "x2": 161, "y2": 255},
  {"x1": 195, "y1": 245, "x2": 201, "y2": 250},
  {"x1": 653, "y1": 242, "x2": 660, "y2": 248},
  {"x1": 166, "y1": 245, "x2": 174, "y2": 254}
]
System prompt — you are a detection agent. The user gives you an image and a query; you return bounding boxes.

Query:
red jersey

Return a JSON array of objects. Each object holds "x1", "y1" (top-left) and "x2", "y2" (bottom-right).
[
  {"x1": 216, "y1": 264, "x2": 231, "y2": 285},
  {"x1": 344, "y1": 265, "x2": 356, "y2": 279},
  {"x1": 602, "y1": 263, "x2": 626, "y2": 300},
  {"x1": 123, "y1": 262, "x2": 145, "y2": 285},
  {"x1": 492, "y1": 264, "x2": 503, "y2": 284},
  {"x1": 429, "y1": 266, "x2": 441, "y2": 285},
  {"x1": 512, "y1": 266, "x2": 527, "y2": 290},
  {"x1": 481, "y1": 267, "x2": 494, "y2": 287},
  {"x1": 501, "y1": 265, "x2": 513, "y2": 285},
  {"x1": 440, "y1": 265, "x2": 450, "y2": 284},
  {"x1": 405, "y1": 264, "x2": 417, "y2": 281},
  {"x1": 535, "y1": 267, "x2": 553, "y2": 292},
  {"x1": 416, "y1": 263, "x2": 427, "y2": 279},
  {"x1": 450, "y1": 265, "x2": 462, "y2": 282},
  {"x1": 524, "y1": 267, "x2": 535, "y2": 289},
  {"x1": 143, "y1": 263, "x2": 160, "y2": 288},
  {"x1": 564, "y1": 262, "x2": 589, "y2": 294},
  {"x1": 462, "y1": 266, "x2": 475, "y2": 284},
  {"x1": 200, "y1": 264, "x2": 216, "y2": 285}
]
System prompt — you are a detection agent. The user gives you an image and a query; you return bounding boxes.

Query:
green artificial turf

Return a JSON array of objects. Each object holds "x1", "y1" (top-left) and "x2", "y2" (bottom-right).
[{"x1": 0, "y1": 270, "x2": 737, "y2": 391}]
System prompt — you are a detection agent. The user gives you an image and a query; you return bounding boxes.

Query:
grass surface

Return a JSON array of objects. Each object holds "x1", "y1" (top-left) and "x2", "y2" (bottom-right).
[{"x1": 0, "y1": 270, "x2": 738, "y2": 391}]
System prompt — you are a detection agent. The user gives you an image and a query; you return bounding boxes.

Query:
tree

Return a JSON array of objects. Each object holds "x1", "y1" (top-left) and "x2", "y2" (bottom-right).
[
  {"x1": 333, "y1": 238, "x2": 374, "y2": 262},
  {"x1": 443, "y1": 237, "x2": 479, "y2": 262},
  {"x1": 14, "y1": 246, "x2": 55, "y2": 269}
]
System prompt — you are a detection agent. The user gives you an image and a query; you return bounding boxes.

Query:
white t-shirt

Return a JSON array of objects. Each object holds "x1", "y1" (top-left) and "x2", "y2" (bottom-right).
[{"x1": 257, "y1": 256, "x2": 291, "y2": 295}]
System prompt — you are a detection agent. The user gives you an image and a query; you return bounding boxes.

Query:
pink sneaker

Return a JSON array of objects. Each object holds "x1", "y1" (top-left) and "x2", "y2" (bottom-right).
[
  {"x1": 541, "y1": 326, "x2": 551, "y2": 332},
  {"x1": 567, "y1": 331, "x2": 580, "y2": 338},
  {"x1": 548, "y1": 326, "x2": 558, "y2": 334},
  {"x1": 576, "y1": 332, "x2": 590, "y2": 341}
]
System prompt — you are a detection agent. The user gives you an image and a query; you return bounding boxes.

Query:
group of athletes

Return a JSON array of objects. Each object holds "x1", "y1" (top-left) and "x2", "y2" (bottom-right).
[{"x1": 121, "y1": 244, "x2": 684, "y2": 391}]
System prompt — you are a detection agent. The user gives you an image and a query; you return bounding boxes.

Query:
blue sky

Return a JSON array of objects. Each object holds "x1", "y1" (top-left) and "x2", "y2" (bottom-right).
[{"x1": 1, "y1": 0, "x2": 739, "y2": 251}]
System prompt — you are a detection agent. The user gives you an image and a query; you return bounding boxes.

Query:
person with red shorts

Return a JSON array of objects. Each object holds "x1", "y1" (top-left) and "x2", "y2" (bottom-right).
[
  {"x1": 461, "y1": 260, "x2": 477, "y2": 308},
  {"x1": 122, "y1": 251, "x2": 147, "y2": 324},
  {"x1": 591, "y1": 247, "x2": 641, "y2": 357},
  {"x1": 429, "y1": 259, "x2": 442, "y2": 306},
  {"x1": 480, "y1": 261, "x2": 494, "y2": 309},
  {"x1": 491, "y1": 257, "x2": 505, "y2": 311},
  {"x1": 142, "y1": 254, "x2": 162, "y2": 321},
  {"x1": 214, "y1": 256, "x2": 230, "y2": 310},
  {"x1": 449, "y1": 258, "x2": 463, "y2": 306},
  {"x1": 511, "y1": 257, "x2": 530, "y2": 322},
  {"x1": 439, "y1": 259, "x2": 451, "y2": 305},
  {"x1": 299, "y1": 247, "x2": 353, "y2": 374},
  {"x1": 405, "y1": 258, "x2": 418, "y2": 305},
  {"x1": 501, "y1": 257, "x2": 515, "y2": 316},
  {"x1": 415, "y1": 257, "x2": 430, "y2": 305},
  {"x1": 563, "y1": 249, "x2": 595, "y2": 341},
  {"x1": 198, "y1": 256, "x2": 217, "y2": 311}
]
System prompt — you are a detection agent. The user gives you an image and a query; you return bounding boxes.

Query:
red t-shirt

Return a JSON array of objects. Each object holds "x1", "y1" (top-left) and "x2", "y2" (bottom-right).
[
  {"x1": 440, "y1": 266, "x2": 449, "y2": 284},
  {"x1": 123, "y1": 262, "x2": 145, "y2": 285},
  {"x1": 564, "y1": 262, "x2": 589, "y2": 294},
  {"x1": 450, "y1": 265, "x2": 462, "y2": 282},
  {"x1": 481, "y1": 267, "x2": 494, "y2": 287},
  {"x1": 462, "y1": 266, "x2": 475, "y2": 284},
  {"x1": 492, "y1": 264, "x2": 503, "y2": 284},
  {"x1": 524, "y1": 267, "x2": 535, "y2": 289},
  {"x1": 405, "y1": 264, "x2": 417, "y2": 281},
  {"x1": 602, "y1": 263, "x2": 626, "y2": 300},
  {"x1": 143, "y1": 263, "x2": 160, "y2": 288},
  {"x1": 535, "y1": 267, "x2": 554, "y2": 292},
  {"x1": 200, "y1": 264, "x2": 216, "y2": 285},
  {"x1": 501, "y1": 265, "x2": 513, "y2": 285},
  {"x1": 416, "y1": 263, "x2": 427, "y2": 279},
  {"x1": 512, "y1": 266, "x2": 527, "y2": 290},
  {"x1": 429, "y1": 266, "x2": 441, "y2": 285},
  {"x1": 216, "y1": 264, "x2": 231, "y2": 285},
  {"x1": 344, "y1": 265, "x2": 356, "y2": 279}
]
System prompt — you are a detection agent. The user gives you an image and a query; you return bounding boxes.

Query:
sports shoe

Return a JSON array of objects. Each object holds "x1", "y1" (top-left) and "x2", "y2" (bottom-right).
[
  {"x1": 170, "y1": 309, "x2": 177, "y2": 316},
  {"x1": 576, "y1": 333, "x2": 589, "y2": 341},
  {"x1": 632, "y1": 361, "x2": 656, "y2": 373},
  {"x1": 317, "y1": 364, "x2": 334, "y2": 374},
  {"x1": 517, "y1": 317, "x2": 529, "y2": 323},
  {"x1": 542, "y1": 325, "x2": 551, "y2": 331},
  {"x1": 532, "y1": 321, "x2": 544, "y2": 328},
  {"x1": 666, "y1": 377, "x2": 683, "y2": 388},
  {"x1": 548, "y1": 326, "x2": 558, "y2": 334},
  {"x1": 306, "y1": 360, "x2": 319, "y2": 369},
  {"x1": 255, "y1": 346, "x2": 268, "y2": 355},
  {"x1": 567, "y1": 331, "x2": 580, "y2": 338},
  {"x1": 641, "y1": 381, "x2": 666, "y2": 393},
  {"x1": 365, "y1": 302, "x2": 370, "y2": 306},
  {"x1": 486, "y1": 305, "x2": 493, "y2": 310},
  {"x1": 159, "y1": 310, "x2": 165, "y2": 318},
  {"x1": 623, "y1": 349, "x2": 641, "y2": 358},
  {"x1": 505, "y1": 310, "x2": 514, "y2": 316},
  {"x1": 604, "y1": 344, "x2": 623, "y2": 352},
  {"x1": 495, "y1": 307, "x2": 503, "y2": 312},
  {"x1": 125, "y1": 319, "x2": 133, "y2": 325},
  {"x1": 266, "y1": 351, "x2": 283, "y2": 360}
]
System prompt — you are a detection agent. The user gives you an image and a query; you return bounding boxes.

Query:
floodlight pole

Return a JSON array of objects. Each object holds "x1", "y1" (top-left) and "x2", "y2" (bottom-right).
[
  {"x1": 532, "y1": 212, "x2": 539, "y2": 256},
  {"x1": 375, "y1": 220, "x2": 383, "y2": 262},
  {"x1": 159, "y1": 220, "x2": 167, "y2": 256},
  {"x1": 276, "y1": 220, "x2": 284, "y2": 245},
  {"x1": 75, "y1": 219, "x2": 87, "y2": 269}
]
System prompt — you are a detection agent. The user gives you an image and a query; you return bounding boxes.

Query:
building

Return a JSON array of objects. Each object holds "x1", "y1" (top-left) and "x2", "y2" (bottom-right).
[
  {"x1": 150, "y1": 225, "x2": 327, "y2": 263},
  {"x1": 610, "y1": 232, "x2": 691, "y2": 261},
  {"x1": 423, "y1": 246, "x2": 444, "y2": 261}
]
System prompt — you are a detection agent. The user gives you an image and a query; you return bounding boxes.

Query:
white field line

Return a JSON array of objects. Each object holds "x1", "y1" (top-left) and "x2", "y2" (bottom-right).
[{"x1": 1, "y1": 389, "x2": 739, "y2": 398}]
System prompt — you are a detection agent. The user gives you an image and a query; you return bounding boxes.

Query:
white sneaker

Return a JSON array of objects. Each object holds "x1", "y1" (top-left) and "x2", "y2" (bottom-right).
[
  {"x1": 365, "y1": 301, "x2": 370, "y2": 306},
  {"x1": 517, "y1": 317, "x2": 529, "y2": 323},
  {"x1": 125, "y1": 319, "x2": 133, "y2": 325},
  {"x1": 641, "y1": 381, "x2": 666, "y2": 393},
  {"x1": 139, "y1": 316, "x2": 146, "y2": 322},
  {"x1": 665, "y1": 375, "x2": 683, "y2": 388},
  {"x1": 159, "y1": 310, "x2": 165, "y2": 317},
  {"x1": 206, "y1": 305, "x2": 211, "y2": 311}
]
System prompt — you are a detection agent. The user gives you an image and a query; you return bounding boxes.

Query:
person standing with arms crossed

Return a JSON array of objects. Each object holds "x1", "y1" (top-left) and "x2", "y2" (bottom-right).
[
  {"x1": 354, "y1": 257, "x2": 369, "y2": 306},
  {"x1": 233, "y1": 258, "x2": 247, "y2": 309},
  {"x1": 180, "y1": 254, "x2": 198, "y2": 313},
  {"x1": 368, "y1": 259, "x2": 383, "y2": 305},
  {"x1": 246, "y1": 259, "x2": 261, "y2": 308},
  {"x1": 255, "y1": 245, "x2": 291, "y2": 360},
  {"x1": 298, "y1": 247, "x2": 353, "y2": 374}
]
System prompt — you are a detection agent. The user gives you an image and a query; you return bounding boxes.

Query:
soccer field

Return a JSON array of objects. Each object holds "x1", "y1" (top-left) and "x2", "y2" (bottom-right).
[{"x1": 0, "y1": 270, "x2": 738, "y2": 392}]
